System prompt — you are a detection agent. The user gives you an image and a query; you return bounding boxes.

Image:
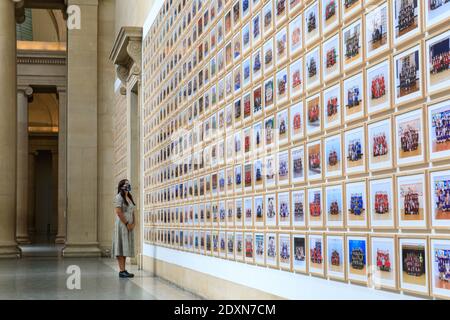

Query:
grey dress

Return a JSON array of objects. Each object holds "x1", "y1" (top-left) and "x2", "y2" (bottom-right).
[{"x1": 112, "y1": 193, "x2": 135, "y2": 258}]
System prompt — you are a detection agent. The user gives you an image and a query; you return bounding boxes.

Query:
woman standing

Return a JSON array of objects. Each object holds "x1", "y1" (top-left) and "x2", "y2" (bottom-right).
[{"x1": 112, "y1": 179, "x2": 136, "y2": 278}]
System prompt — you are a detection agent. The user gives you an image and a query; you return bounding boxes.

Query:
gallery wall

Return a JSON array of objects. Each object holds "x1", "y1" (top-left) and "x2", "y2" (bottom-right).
[{"x1": 141, "y1": 0, "x2": 450, "y2": 299}]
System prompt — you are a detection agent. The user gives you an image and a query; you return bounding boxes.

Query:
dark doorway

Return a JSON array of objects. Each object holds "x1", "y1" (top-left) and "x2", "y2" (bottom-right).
[{"x1": 33, "y1": 150, "x2": 57, "y2": 244}]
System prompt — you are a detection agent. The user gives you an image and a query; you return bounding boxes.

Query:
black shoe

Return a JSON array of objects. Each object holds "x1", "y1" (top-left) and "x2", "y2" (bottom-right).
[
  {"x1": 119, "y1": 271, "x2": 133, "y2": 278},
  {"x1": 123, "y1": 270, "x2": 135, "y2": 278}
]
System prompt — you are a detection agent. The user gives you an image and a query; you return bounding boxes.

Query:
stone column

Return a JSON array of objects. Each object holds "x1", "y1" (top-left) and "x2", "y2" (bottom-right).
[
  {"x1": 55, "y1": 88, "x2": 66, "y2": 244},
  {"x1": 16, "y1": 86, "x2": 33, "y2": 245},
  {"x1": 63, "y1": 0, "x2": 101, "y2": 257},
  {"x1": 0, "y1": 0, "x2": 21, "y2": 258},
  {"x1": 28, "y1": 151, "x2": 37, "y2": 238},
  {"x1": 51, "y1": 150, "x2": 58, "y2": 238}
]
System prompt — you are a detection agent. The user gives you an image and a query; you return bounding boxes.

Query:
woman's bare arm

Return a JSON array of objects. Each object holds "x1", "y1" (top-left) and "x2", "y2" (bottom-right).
[{"x1": 115, "y1": 207, "x2": 128, "y2": 225}]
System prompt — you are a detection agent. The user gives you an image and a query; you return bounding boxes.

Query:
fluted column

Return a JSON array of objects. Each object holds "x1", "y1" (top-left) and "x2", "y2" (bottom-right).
[
  {"x1": 16, "y1": 86, "x2": 33, "y2": 245},
  {"x1": 55, "y1": 88, "x2": 66, "y2": 244},
  {"x1": 0, "y1": 0, "x2": 21, "y2": 258}
]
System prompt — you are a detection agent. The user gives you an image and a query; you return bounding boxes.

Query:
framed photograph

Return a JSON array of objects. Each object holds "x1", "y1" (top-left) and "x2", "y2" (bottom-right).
[
  {"x1": 371, "y1": 236, "x2": 397, "y2": 290},
  {"x1": 278, "y1": 109, "x2": 289, "y2": 145},
  {"x1": 428, "y1": 100, "x2": 450, "y2": 161},
  {"x1": 289, "y1": 0, "x2": 302, "y2": 14},
  {"x1": 323, "y1": 83, "x2": 341, "y2": 129},
  {"x1": 245, "y1": 232, "x2": 254, "y2": 263},
  {"x1": 263, "y1": 38, "x2": 274, "y2": 74},
  {"x1": 426, "y1": 31, "x2": 450, "y2": 94},
  {"x1": 399, "y1": 237, "x2": 429, "y2": 295},
  {"x1": 289, "y1": 14, "x2": 303, "y2": 56},
  {"x1": 309, "y1": 233, "x2": 325, "y2": 276},
  {"x1": 266, "y1": 193, "x2": 277, "y2": 226},
  {"x1": 366, "y1": 59, "x2": 391, "y2": 114},
  {"x1": 343, "y1": 72, "x2": 364, "y2": 122},
  {"x1": 289, "y1": 57, "x2": 303, "y2": 98},
  {"x1": 278, "y1": 192, "x2": 291, "y2": 227},
  {"x1": 342, "y1": 19, "x2": 362, "y2": 71},
  {"x1": 254, "y1": 232, "x2": 265, "y2": 265},
  {"x1": 234, "y1": 66, "x2": 242, "y2": 93},
  {"x1": 291, "y1": 146, "x2": 305, "y2": 184},
  {"x1": 244, "y1": 127, "x2": 252, "y2": 156},
  {"x1": 235, "y1": 197, "x2": 243, "y2": 226},
  {"x1": 369, "y1": 177, "x2": 395, "y2": 228},
  {"x1": 278, "y1": 150, "x2": 290, "y2": 186},
  {"x1": 346, "y1": 180, "x2": 368, "y2": 228},
  {"x1": 347, "y1": 235, "x2": 368, "y2": 283},
  {"x1": 430, "y1": 238, "x2": 450, "y2": 299},
  {"x1": 368, "y1": 118, "x2": 393, "y2": 171},
  {"x1": 325, "y1": 184, "x2": 344, "y2": 228},
  {"x1": 292, "y1": 234, "x2": 307, "y2": 272},
  {"x1": 324, "y1": 134, "x2": 342, "y2": 178},
  {"x1": 226, "y1": 232, "x2": 235, "y2": 259},
  {"x1": 276, "y1": 27, "x2": 288, "y2": 65},
  {"x1": 305, "y1": 46, "x2": 321, "y2": 90},
  {"x1": 304, "y1": 1, "x2": 320, "y2": 46},
  {"x1": 430, "y1": 169, "x2": 450, "y2": 228},
  {"x1": 306, "y1": 93, "x2": 321, "y2": 136},
  {"x1": 276, "y1": 68, "x2": 289, "y2": 105},
  {"x1": 292, "y1": 189, "x2": 306, "y2": 227},
  {"x1": 242, "y1": 22, "x2": 251, "y2": 54},
  {"x1": 322, "y1": 0, "x2": 339, "y2": 35},
  {"x1": 394, "y1": 45, "x2": 422, "y2": 105},
  {"x1": 244, "y1": 162, "x2": 253, "y2": 190},
  {"x1": 264, "y1": 77, "x2": 275, "y2": 111},
  {"x1": 243, "y1": 91, "x2": 252, "y2": 121},
  {"x1": 252, "y1": 48, "x2": 262, "y2": 81},
  {"x1": 327, "y1": 235, "x2": 346, "y2": 280},
  {"x1": 254, "y1": 158, "x2": 264, "y2": 190},
  {"x1": 322, "y1": 33, "x2": 340, "y2": 82},
  {"x1": 254, "y1": 195, "x2": 264, "y2": 227},
  {"x1": 275, "y1": 0, "x2": 287, "y2": 25},
  {"x1": 265, "y1": 155, "x2": 276, "y2": 187},
  {"x1": 244, "y1": 196, "x2": 253, "y2": 227},
  {"x1": 253, "y1": 85, "x2": 263, "y2": 116},
  {"x1": 235, "y1": 232, "x2": 244, "y2": 261},
  {"x1": 242, "y1": 0, "x2": 250, "y2": 19},
  {"x1": 393, "y1": 0, "x2": 420, "y2": 45},
  {"x1": 395, "y1": 108, "x2": 424, "y2": 166},
  {"x1": 425, "y1": 0, "x2": 450, "y2": 28},
  {"x1": 344, "y1": 126, "x2": 366, "y2": 175},
  {"x1": 290, "y1": 101, "x2": 304, "y2": 141},
  {"x1": 342, "y1": 0, "x2": 361, "y2": 20},
  {"x1": 279, "y1": 234, "x2": 292, "y2": 269},
  {"x1": 308, "y1": 187, "x2": 324, "y2": 227},
  {"x1": 252, "y1": 12, "x2": 262, "y2": 45},
  {"x1": 307, "y1": 139, "x2": 322, "y2": 181},
  {"x1": 365, "y1": 2, "x2": 389, "y2": 60},
  {"x1": 266, "y1": 232, "x2": 278, "y2": 267},
  {"x1": 227, "y1": 199, "x2": 235, "y2": 227},
  {"x1": 243, "y1": 57, "x2": 251, "y2": 88},
  {"x1": 233, "y1": 33, "x2": 242, "y2": 62},
  {"x1": 263, "y1": 0, "x2": 274, "y2": 36},
  {"x1": 396, "y1": 172, "x2": 427, "y2": 229}
]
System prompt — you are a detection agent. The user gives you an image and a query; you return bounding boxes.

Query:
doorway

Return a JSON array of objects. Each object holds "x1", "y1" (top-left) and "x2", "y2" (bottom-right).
[{"x1": 33, "y1": 150, "x2": 57, "y2": 243}]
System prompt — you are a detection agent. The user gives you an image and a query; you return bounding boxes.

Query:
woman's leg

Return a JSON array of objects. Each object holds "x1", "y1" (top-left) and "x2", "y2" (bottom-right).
[{"x1": 117, "y1": 256, "x2": 125, "y2": 272}]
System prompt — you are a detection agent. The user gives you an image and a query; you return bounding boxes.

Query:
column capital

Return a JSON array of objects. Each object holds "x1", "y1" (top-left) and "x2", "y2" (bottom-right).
[
  {"x1": 57, "y1": 86, "x2": 67, "y2": 94},
  {"x1": 17, "y1": 86, "x2": 33, "y2": 97}
]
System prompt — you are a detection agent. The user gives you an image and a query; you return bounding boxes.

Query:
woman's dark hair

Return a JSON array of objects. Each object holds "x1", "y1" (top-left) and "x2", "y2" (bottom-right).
[{"x1": 117, "y1": 179, "x2": 136, "y2": 206}]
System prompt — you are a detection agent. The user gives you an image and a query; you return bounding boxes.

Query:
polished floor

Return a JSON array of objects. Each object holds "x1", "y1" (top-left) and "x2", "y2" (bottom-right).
[{"x1": 0, "y1": 244, "x2": 200, "y2": 300}]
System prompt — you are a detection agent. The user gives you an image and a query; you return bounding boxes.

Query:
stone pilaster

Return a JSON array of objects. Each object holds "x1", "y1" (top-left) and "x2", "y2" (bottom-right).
[
  {"x1": 0, "y1": 0, "x2": 21, "y2": 258},
  {"x1": 16, "y1": 86, "x2": 33, "y2": 245},
  {"x1": 55, "y1": 87, "x2": 66, "y2": 244},
  {"x1": 62, "y1": 0, "x2": 101, "y2": 257}
]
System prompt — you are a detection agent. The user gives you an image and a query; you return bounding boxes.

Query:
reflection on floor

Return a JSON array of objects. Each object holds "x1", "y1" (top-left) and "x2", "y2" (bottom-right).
[{"x1": 0, "y1": 247, "x2": 201, "y2": 300}]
